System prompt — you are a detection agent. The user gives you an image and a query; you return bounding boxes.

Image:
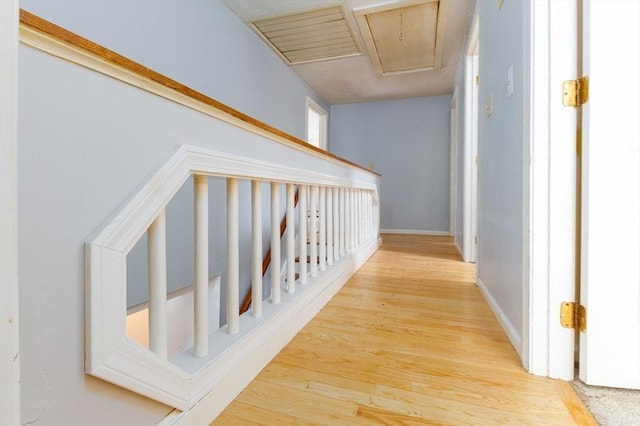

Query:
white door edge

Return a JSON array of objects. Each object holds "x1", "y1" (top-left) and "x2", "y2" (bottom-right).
[{"x1": 0, "y1": 1, "x2": 21, "y2": 424}]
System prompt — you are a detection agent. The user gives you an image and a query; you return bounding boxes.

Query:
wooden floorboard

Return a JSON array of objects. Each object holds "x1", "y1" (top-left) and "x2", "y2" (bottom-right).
[{"x1": 213, "y1": 234, "x2": 595, "y2": 425}]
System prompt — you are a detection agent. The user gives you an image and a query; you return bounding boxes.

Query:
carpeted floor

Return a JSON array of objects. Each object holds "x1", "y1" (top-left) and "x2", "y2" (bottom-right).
[{"x1": 571, "y1": 379, "x2": 640, "y2": 425}]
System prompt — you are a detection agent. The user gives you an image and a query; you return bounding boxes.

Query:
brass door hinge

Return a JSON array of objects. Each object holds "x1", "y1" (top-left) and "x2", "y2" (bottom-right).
[
  {"x1": 562, "y1": 76, "x2": 589, "y2": 107},
  {"x1": 560, "y1": 302, "x2": 586, "y2": 332}
]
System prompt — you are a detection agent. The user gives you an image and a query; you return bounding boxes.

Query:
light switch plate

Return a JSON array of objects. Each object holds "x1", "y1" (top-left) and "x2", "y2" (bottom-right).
[
  {"x1": 507, "y1": 65, "x2": 514, "y2": 98},
  {"x1": 485, "y1": 94, "x2": 493, "y2": 117}
]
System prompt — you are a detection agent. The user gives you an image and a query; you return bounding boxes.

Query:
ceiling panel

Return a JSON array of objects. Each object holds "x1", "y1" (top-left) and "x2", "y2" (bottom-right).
[
  {"x1": 355, "y1": 0, "x2": 447, "y2": 76},
  {"x1": 251, "y1": 6, "x2": 362, "y2": 65}
]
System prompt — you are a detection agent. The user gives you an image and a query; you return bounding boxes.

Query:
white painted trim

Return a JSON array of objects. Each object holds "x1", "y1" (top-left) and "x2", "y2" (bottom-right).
[
  {"x1": 525, "y1": 0, "x2": 578, "y2": 380},
  {"x1": 462, "y1": 55, "x2": 475, "y2": 263},
  {"x1": 18, "y1": 25, "x2": 372, "y2": 178},
  {"x1": 0, "y1": 2, "x2": 20, "y2": 425},
  {"x1": 305, "y1": 96, "x2": 328, "y2": 150},
  {"x1": 470, "y1": 54, "x2": 478, "y2": 264},
  {"x1": 449, "y1": 89, "x2": 458, "y2": 237},
  {"x1": 380, "y1": 229, "x2": 450, "y2": 236},
  {"x1": 86, "y1": 144, "x2": 380, "y2": 410},
  {"x1": 454, "y1": 241, "x2": 463, "y2": 259},
  {"x1": 477, "y1": 278, "x2": 523, "y2": 358},
  {"x1": 163, "y1": 238, "x2": 381, "y2": 425}
]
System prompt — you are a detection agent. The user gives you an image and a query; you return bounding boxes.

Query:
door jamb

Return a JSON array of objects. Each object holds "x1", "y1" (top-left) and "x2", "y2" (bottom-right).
[
  {"x1": 524, "y1": 0, "x2": 577, "y2": 379},
  {"x1": 462, "y1": 8, "x2": 478, "y2": 264},
  {"x1": 0, "y1": 1, "x2": 21, "y2": 424}
]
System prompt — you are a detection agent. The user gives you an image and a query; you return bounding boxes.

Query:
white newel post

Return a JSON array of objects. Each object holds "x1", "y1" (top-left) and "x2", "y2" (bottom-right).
[
  {"x1": 251, "y1": 180, "x2": 263, "y2": 317},
  {"x1": 270, "y1": 182, "x2": 281, "y2": 303},
  {"x1": 326, "y1": 187, "x2": 334, "y2": 266},
  {"x1": 193, "y1": 175, "x2": 209, "y2": 357},
  {"x1": 319, "y1": 186, "x2": 327, "y2": 272},
  {"x1": 339, "y1": 187, "x2": 345, "y2": 258},
  {"x1": 299, "y1": 185, "x2": 308, "y2": 284},
  {"x1": 310, "y1": 186, "x2": 318, "y2": 277},
  {"x1": 148, "y1": 210, "x2": 168, "y2": 358},
  {"x1": 227, "y1": 178, "x2": 240, "y2": 334},
  {"x1": 286, "y1": 184, "x2": 296, "y2": 293}
]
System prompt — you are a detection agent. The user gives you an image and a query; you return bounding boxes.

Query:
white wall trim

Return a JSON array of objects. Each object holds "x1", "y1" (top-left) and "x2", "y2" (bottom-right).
[
  {"x1": 0, "y1": 1, "x2": 20, "y2": 425},
  {"x1": 162, "y1": 237, "x2": 381, "y2": 425},
  {"x1": 454, "y1": 241, "x2": 463, "y2": 259},
  {"x1": 449, "y1": 89, "x2": 458, "y2": 237},
  {"x1": 380, "y1": 229, "x2": 450, "y2": 236},
  {"x1": 477, "y1": 278, "x2": 523, "y2": 358},
  {"x1": 525, "y1": 0, "x2": 578, "y2": 380}
]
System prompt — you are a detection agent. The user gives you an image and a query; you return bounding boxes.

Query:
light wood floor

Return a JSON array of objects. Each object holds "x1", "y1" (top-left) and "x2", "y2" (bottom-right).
[{"x1": 213, "y1": 234, "x2": 595, "y2": 425}]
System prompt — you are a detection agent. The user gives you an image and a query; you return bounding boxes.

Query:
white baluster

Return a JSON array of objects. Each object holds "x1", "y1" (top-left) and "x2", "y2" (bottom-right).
[
  {"x1": 310, "y1": 186, "x2": 318, "y2": 277},
  {"x1": 148, "y1": 209, "x2": 167, "y2": 358},
  {"x1": 326, "y1": 187, "x2": 334, "y2": 266},
  {"x1": 319, "y1": 186, "x2": 326, "y2": 272},
  {"x1": 251, "y1": 180, "x2": 263, "y2": 317},
  {"x1": 345, "y1": 189, "x2": 351, "y2": 253},
  {"x1": 227, "y1": 178, "x2": 239, "y2": 334},
  {"x1": 298, "y1": 185, "x2": 308, "y2": 284},
  {"x1": 194, "y1": 175, "x2": 208, "y2": 357},
  {"x1": 271, "y1": 182, "x2": 281, "y2": 304},
  {"x1": 339, "y1": 187, "x2": 345, "y2": 258},
  {"x1": 286, "y1": 184, "x2": 296, "y2": 293},
  {"x1": 350, "y1": 189, "x2": 356, "y2": 251},
  {"x1": 335, "y1": 188, "x2": 340, "y2": 258},
  {"x1": 366, "y1": 191, "x2": 371, "y2": 241},
  {"x1": 369, "y1": 192, "x2": 374, "y2": 240},
  {"x1": 358, "y1": 189, "x2": 363, "y2": 246}
]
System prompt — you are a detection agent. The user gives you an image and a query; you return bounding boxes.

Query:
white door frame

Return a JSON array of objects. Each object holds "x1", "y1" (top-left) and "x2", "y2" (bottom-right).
[
  {"x1": 0, "y1": 0, "x2": 21, "y2": 424},
  {"x1": 462, "y1": 8, "x2": 478, "y2": 264},
  {"x1": 449, "y1": 90, "x2": 457, "y2": 237},
  {"x1": 523, "y1": 0, "x2": 578, "y2": 379}
]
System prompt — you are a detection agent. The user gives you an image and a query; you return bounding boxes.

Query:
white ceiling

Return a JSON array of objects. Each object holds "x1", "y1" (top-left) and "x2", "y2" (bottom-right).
[{"x1": 222, "y1": 0, "x2": 472, "y2": 104}]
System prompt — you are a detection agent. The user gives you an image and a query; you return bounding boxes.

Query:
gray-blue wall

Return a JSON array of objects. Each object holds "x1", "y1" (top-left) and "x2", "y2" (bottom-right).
[
  {"x1": 476, "y1": 0, "x2": 526, "y2": 345},
  {"x1": 21, "y1": 0, "x2": 329, "y2": 139},
  {"x1": 330, "y1": 96, "x2": 451, "y2": 234}
]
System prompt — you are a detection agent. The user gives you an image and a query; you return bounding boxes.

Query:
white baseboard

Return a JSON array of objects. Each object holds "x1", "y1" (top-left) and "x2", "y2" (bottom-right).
[
  {"x1": 380, "y1": 229, "x2": 450, "y2": 236},
  {"x1": 454, "y1": 241, "x2": 463, "y2": 258},
  {"x1": 476, "y1": 277, "x2": 523, "y2": 358},
  {"x1": 162, "y1": 237, "x2": 382, "y2": 425}
]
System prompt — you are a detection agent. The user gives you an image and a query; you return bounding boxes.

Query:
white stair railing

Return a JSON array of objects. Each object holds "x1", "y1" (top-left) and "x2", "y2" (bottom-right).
[{"x1": 85, "y1": 144, "x2": 380, "y2": 415}]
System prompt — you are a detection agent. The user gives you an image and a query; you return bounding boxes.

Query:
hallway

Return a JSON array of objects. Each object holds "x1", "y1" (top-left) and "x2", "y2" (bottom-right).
[{"x1": 213, "y1": 234, "x2": 595, "y2": 424}]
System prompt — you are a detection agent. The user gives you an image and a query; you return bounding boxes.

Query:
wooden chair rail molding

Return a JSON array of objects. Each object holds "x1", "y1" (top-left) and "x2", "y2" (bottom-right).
[{"x1": 18, "y1": 9, "x2": 380, "y2": 178}]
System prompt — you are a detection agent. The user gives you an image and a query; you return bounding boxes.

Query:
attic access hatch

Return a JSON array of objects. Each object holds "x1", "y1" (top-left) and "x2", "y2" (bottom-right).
[
  {"x1": 355, "y1": 0, "x2": 448, "y2": 76},
  {"x1": 250, "y1": 5, "x2": 362, "y2": 65}
]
